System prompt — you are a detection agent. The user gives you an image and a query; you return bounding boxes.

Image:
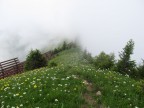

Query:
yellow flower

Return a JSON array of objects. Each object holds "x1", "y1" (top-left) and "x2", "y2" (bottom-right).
[{"x1": 34, "y1": 85, "x2": 37, "y2": 88}]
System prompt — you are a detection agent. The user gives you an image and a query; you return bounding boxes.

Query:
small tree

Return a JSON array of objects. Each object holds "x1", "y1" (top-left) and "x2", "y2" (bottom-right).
[
  {"x1": 83, "y1": 49, "x2": 94, "y2": 64},
  {"x1": 67, "y1": 41, "x2": 79, "y2": 49},
  {"x1": 137, "y1": 60, "x2": 144, "y2": 79},
  {"x1": 24, "y1": 49, "x2": 47, "y2": 71},
  {"x1": 94, "y1": 51, "x2": 115, "y2": 70},
  {"x1": 117, "y1": 39, "x2": 136, "y2": 76},
  {"x1": 62, "y1": 41, "x2": 67, "y2": 50}
]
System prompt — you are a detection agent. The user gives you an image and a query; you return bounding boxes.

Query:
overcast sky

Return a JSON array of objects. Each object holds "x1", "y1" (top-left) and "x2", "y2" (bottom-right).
[{"x1": 0, "y1": 0, "x2": 144, "y2": 63}]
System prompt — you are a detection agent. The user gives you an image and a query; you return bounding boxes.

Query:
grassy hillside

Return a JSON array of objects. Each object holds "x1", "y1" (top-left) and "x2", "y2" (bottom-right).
[{"x1": 0, "y1": 48, "x2": 144, "y2": 108}]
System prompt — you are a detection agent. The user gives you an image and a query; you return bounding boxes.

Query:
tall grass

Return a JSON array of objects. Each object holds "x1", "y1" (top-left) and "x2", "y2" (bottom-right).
[{"x1": 0, "y1": 48, "x2": 144, "y2": 108}]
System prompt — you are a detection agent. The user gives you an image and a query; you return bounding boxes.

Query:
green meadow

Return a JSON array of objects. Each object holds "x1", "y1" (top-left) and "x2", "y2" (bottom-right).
[{"x1": 0, "y1": 48, "x2": 144, "y2": 108}]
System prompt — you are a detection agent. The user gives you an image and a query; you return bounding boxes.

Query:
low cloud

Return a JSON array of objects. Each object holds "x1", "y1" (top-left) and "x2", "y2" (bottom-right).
[{"x1": 0, "y1": 0, "x2": 144, "y2": 63}]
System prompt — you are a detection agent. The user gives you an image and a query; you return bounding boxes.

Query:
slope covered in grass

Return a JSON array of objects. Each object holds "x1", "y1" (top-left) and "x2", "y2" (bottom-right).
[{"x1": 0, "y1": 48, "x2": 144, "y2": 108}]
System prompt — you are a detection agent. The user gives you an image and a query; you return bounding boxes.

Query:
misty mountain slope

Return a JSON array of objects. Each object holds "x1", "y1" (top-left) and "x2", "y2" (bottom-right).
[
  {"x1": 0, "y1": 48, "x2": 144, "y2": 108},
  {"x1": 48, "y1": 48, "x2": 92, "y2": 66}
]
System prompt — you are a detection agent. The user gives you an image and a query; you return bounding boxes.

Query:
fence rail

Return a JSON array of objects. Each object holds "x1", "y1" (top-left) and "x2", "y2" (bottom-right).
[
  {"x1": 0, "y1": 51, "x2": 54, "y2": 79},
  {"x1": 0, "y1": 58, "x2": 24, "y2": 79}
]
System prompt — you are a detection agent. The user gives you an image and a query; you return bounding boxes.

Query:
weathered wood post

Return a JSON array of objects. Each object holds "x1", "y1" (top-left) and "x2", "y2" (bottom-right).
[{"x1": 0, "y1": 63, "x2": 4, "y2": 79}]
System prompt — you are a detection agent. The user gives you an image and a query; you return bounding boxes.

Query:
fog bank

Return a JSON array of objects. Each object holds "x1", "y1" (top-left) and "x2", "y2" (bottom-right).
[{"x1": 0, "y1": 0, "x2": 144, "y2": 63}]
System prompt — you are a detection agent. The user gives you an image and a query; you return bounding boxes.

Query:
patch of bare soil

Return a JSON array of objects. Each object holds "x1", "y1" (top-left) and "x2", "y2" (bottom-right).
[{"x1": 81, "y1": 80, "x2": 105, "y2": 108}]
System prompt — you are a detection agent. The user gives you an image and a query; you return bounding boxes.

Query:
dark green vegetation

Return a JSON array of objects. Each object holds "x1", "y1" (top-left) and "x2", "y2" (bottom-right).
[
  {"x1": 94, "y1": 51, "x2": 115, "y2": 70},
  {"x1": 24, "y1": 49, "x2": 47, "y2": 71},
  {"x1": 116, "y1": 39, "x2": 137, "y2": 77},
  {"x1": 137, "y1": 60, "x2": 144, "y2": 78},
  {"x1": 93, "y1": 39, "x2": 144, "y2": 79},
  {"x1": 1, "y1": 47, "x2": 144, "y2": 108},
  {"x1": 52, "y1": 41, "x2": 78, "y2": 55}
]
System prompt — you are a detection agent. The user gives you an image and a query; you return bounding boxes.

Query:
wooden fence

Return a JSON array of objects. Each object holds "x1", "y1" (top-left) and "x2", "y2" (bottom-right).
[
  {"x1": 0, "y1": 51, "x2": 54, "y2": 79},
  {"x1": 0, "y1": 58, "x2": 24, "y2": 79}
]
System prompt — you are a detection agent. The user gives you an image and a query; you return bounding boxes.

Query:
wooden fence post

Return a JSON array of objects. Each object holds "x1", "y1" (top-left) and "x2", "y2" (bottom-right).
[
  {"x1": 0, "y1": 63, "x2": 4, "y2": 79},
  {"x1": 14, "y1": 58, "x2": 19, "y2": 73}
]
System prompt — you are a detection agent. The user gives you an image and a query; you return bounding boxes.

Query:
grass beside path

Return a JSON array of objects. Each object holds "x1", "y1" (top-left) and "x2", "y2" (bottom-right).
[{"x1": 0, "y1": 48, "x2": 144, "y2": 108}]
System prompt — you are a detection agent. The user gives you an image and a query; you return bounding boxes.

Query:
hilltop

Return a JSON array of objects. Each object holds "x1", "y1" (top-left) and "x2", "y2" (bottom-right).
[{"x1": 0, "y1": 48, "x2": 144, "y2": 108}]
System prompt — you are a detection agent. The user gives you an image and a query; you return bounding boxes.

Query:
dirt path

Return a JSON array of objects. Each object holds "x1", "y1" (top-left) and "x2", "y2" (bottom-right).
[{"x1": 81, "y1": 80, "x2": 104, "y2": 108}]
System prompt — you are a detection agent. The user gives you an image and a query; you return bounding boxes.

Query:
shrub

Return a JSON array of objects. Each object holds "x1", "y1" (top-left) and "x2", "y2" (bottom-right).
[
  {"x1": 67, "y1": 42, "x2": 78, "y2": 49},
  {"x1": 137, "y1": 60, "x2": 144, "y2": 79},
  {"x1": 48, "y1": 61, "x2": 57, "y2": 67},
  {"x1": 24, "y1": 49, "x2": 47, "y2": 71},
  {"x1": 83, "y1": 50, "x2": 94, "y2": 64},
  {"x1": 94, "y1": 51, "x2": 115, "y2": 70},
  {"x1": 53, "y1": 41, "x2": 79, "y2": 54},
  {"x1": 62, "y1": 41, "x2": 67, "y2": 50}
]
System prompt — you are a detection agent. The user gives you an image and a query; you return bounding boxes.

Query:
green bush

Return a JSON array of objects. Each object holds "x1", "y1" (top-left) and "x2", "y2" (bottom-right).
[
  {"x1": 137, "y1": 60, "x2": 144, "y2": 79},
  {"x1": 24, "y1": 49, "x2": 47, "y2": 71},
  {"x1": 52, "y1": 41, "x2": 79, "y2": 54},
  {"x1": 48, "y1": 61, "x2": 57, "y2": 67},
  {"x1": 83, "y1": 50, "x2": 94, "y2": 64},
  {"x1": 94, "y1": 51, "x2": 115, "y2": 70}
]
